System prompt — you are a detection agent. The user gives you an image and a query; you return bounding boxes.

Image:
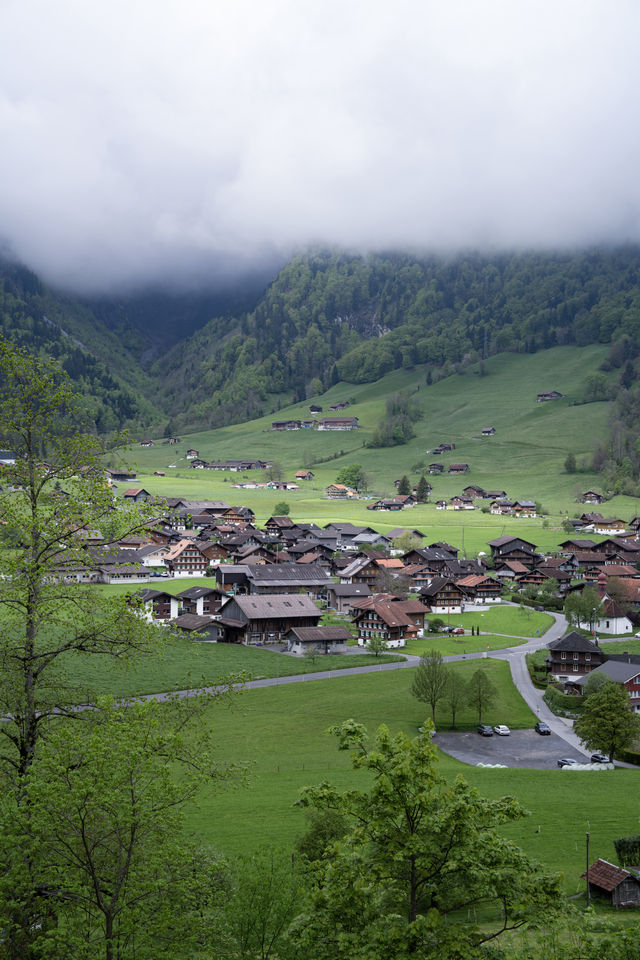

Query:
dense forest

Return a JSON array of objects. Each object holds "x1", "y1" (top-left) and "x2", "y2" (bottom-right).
[
  {"x1": 152, "y1": 247, "x2": 640, "y2": 431},
  {"x1": 2, "y1": 248, "x2": 640, "y2": 455}
]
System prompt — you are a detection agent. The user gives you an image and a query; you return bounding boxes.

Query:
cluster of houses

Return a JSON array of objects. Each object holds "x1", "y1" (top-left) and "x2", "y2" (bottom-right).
[
  {"x1": 271, "y1": 416, "x2": 358, "y2": 431},
  {"x1": 432, "y1": 483, "x2": 537, "y2": 516}
]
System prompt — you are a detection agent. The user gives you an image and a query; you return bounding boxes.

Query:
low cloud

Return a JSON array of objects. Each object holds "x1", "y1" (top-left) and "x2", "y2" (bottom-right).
[{"x1": 0, "y1": 0, "x2": 639, "y2": 293}]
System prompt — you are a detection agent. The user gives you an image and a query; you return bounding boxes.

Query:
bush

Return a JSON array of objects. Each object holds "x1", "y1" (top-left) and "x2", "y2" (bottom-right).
[
  {"x1": 616, "y1": 748, "x2": 640, "y2": 766},
  {"x1": 543, "y1": 685, "x2": 584, "y2": 718}
]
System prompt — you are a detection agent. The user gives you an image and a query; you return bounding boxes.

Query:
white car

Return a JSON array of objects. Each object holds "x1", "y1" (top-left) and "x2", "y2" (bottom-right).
[{"x1": 493, "y1": 724, "x2": 510, "y2": 736}]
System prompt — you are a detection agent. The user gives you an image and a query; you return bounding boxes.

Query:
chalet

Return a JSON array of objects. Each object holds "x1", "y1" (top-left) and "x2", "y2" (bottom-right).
[
  {"x1": 326, "y1": 583, "x2": 372, "y2": 614},
  {"x1": 449, "y1": 495, "x2": 475, "y2": 510},
  {"x1": 266, "y1": 480, "x2": 299, "y2": 490},
  {"x1": 264, "y1": 515, "x2": 297, "y2": 535},
  {"x1": 164, "y1": 539, "x2": 209, "y2": 577},
  {"x1": 353, "y1": 601, "x2": 415, "y2": 649},
  {"x1": 463, "y1": 485, "x2": 486, "y2": 498},
  {"x1": 140, "y1": 439, "x2": 154, "y2": 447},
  {"x1": 537, "y1": 390, "x2": 563, "y2": 401},
  {"x1": 457, "y1": 575, "x2": 502, "y2": 603},
  {"x1": 448, "y1": 463, "x2": 469, "y2": 474},
  {"x1": 582, "y1": 860, "x2": 640, "y2": 907},
  {"x1": 329, "y1": 401, "x2": 350, "y2": 410},
  {"x1": 317, "y1": 416, "x2": 359, "y2": 430},
  {"x1": 487, "y1": 535, "x2": 538, "y2": 567},
  {"x1": 546, "y1": 631, "x2": 604, "y2": 682},
  {"x1": 388, "y1": 527, "x2": 427, "y2": 541},
  {"x1": 429, "y1": 541, "x2": 459, "y2": 556},
  {"x1": 435, "y1": 500, "x2": 448, "y2": 510},
  {"x1": 351, "y1": 531, "x2": 394, "y2": 549},
  {"x1": 186, "y1": 448, "x2": 199, "y2": 458},
  {"x1": 512, "y1": 500, "x2": 537, "y2": 518},
  {"x1": 581, "y1": 491, "x2": 605, "y2": 504},
  {"x1": 428, "y1": 463, "x2": 445, "y2": 474},
  {"x1": 167, "y1": 437, "x2": 180, "y2": 444},
  {"x1": 592, "y1": 518, "x2": 627, "y2": 535},
  {"x1": 420, "y1": 577, "x2": 466, "y2": 614},
  {"x1": 286, "y1": 625, "x2": 351, "y2": 655},
  {"x1": 189, "y1": 459, "x2": 208, "y2": 468},
  {"x1": 368, "y1": 498, "x2": 405, "y2": 511},
  {"x1": 326, "y1": 483, "x2": 358, "y2": 499},
  {"x1": 481, "y1": 427, "x2": 496, "y2": 436},
  {"x1": 154, "y1": 471, "x2": 165, "y2": 476},
  {"x1": 216, "y1": 593, "x2": 322, "y2": 644},
  {"x1": 309, "y1": 404, "x2": 323, "y2": 413},
  {"x1": 123, "y1": 487, "x2": 152, "y2": 502},
  {"x1": 244, "y1": 562, "x2": 330, "y2": 597},
  {"x1": 138, "y1": 589, "x2": 179, "y2": 621},
  {"x1": 295, "y1": 470, "x2": 315, "y2": 480},
  {"x1": 490, "y1": 498, "x2": 514, "y2": 516},
  {"x1": 271, "y1": 420, "x2": 301, "y2": 430},
  {"x1": 432, "y1": 442, "x2": 456, "y2": 453},
  {"x1": 485, "y1": 489, "x2": 507, "y2": 499},
  {"x1": 340, "y1": 556, "x2": 381, "y2": 588},
  {"x1": 582, "y1": 657, "x2": 640, "y2": 712},
  {"x1": 176, "y1": 586, "x2": 226, "y2": 617}
]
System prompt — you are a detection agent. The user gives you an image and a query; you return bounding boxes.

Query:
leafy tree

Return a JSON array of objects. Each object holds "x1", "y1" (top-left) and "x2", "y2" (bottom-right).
[
  {"x1": 19, "y1": 696, "x2": 235, "y2": 960},
  {"x1": 416, "y1": 474, "x2": 430, "y2": 502},
  {"x1": 295, "y1": 808, "x2": 349, "y2": 864},
  {"x1": 373, "y1": 566, "x2": 410, "y2": 599},
  {"x1": 397, "y1": 474, "x2": 411, "y2": 495},
  {"x1": 273, "y1": 501, "x2": 290, "y2": 515},
  {"x1": 427, "y1": 617, "x2": 445, "y2": 633},
  {"x1": 467, "y1": 667, "x2": 498, "y2": 723},
  {"x1": 393, "y1": 531, "x2": 423, "y2": 553},
  {"x1": 336, "y1": 463, "x2": 368, "y2": 492},
  {"x1": 564, "y1": 586, "x2": 604, "y2": 632},
  {"x1": 268, "y1": 461, "x2": 283, "y2": 481},
  {"x1": 564, "y1": 452, "x2": 577, "y2": 473},
  {"x1": 366, "y1": 634, "x2": 388, "y2": 657},
  {"x1": 221, "y1": 847, "x2": 302, "y2": 960},
  {"x1": 290, "y1": 721, "x2": 561, "y2": 960},
  {"x1": 574, "y1": 681, "x2": 640, "y2": 761},
  {"x1": 442, "y1": 669, "x2": 466, "y2": 729},
  {"x1": 410, "y1": 650, "x2": 449, "y2": 723}
]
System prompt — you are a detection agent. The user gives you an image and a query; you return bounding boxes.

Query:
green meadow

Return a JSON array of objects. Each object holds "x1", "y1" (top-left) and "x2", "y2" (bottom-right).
[
  {"x1": 113, "y1": 344, "x2": 640, "y2": 557},
  {"x1": 425, "y1": 605, "x2": 555, "y2": 637},
  {"x1": 187, "y1": 662, "x2": 636, "y2": 893}
]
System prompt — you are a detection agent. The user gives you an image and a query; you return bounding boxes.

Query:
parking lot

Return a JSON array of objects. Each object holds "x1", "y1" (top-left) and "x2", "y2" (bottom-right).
[{"x1": 433, "y1": 729, "x2": 588, "y2": 769}]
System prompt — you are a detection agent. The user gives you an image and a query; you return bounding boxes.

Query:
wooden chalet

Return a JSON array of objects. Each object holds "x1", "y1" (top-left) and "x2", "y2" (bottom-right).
[
  {"x1": 165, "y1": 539, "x2": 209, "y2": 576},
  {"x1": 546, "y1": 631, "x2": 604, "y2": 682},
  {"x1": 170, "y1": 614, "x2": 220, "y2": 641},
  {"x1": 176, "y1": 586, "x2": 226, "y2": 617},
  {"x1": 537, "y1": 390, "x2": 563, "y2": 401},
  {"x1": 481, "y1": 426, "x2": 496, "y2": 435},
  {"x1": 463, "y1": 485, "x2": 486, "y2": 498},
  {"x1": 138, "y1": 589, "x2": 179, "y2": 621},
  {"x1": 216, "y1": 594, "x2": 322, "y2": 644},
  {"x1": 420, "y1": 577, "x2": 466, "y2": 613},
  {"x1": 353, "y1": 601, "x2": 416, "y2": 649},
  {"x1": 448, "y1": 463, "x2": 469, "y2": 474},
  {"x1": 244, "y1": 562, "x2": 330, "y2": 597},
  {"x1": 428, "y1": 463, "x2": 445, "y2": 474},
  {"x1": 581, "y1": 491, "x2": 605, "y2": 504},
  {"x1": 456, "y1": 575, "x2": 502, "y2": 603},
  {"x1": 326, "y1": 582, "x2": 372, "y2": 613},
  {"x1": 487, "y1": 535, "x2": 538, "y2": 567},
  {"x1": 317, "y1": 416, "x2": 359, "y2": 430},
  {"x1": 123, "y1": 487, "x2": 152, "y2": 502}
]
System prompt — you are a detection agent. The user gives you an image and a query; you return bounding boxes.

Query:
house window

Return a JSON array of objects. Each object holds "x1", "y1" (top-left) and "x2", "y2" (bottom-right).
[
  {"x1": 573, "y1": 664, "x2": 579, "y2": 672},
  {"x1": 585, "y1": 653, "x2": 591, "y2": 661},
  {"x1": 561, "y1": 652, "x2": 566, "y2": 660},
  {"x1": 573, "y1": 653, "x2": 579, "y2": 660}
]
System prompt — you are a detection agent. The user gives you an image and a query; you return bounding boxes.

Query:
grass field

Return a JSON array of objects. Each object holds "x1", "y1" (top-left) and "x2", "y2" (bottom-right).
[
  {"x1": 185, "y1": 662, "x2": 636, "y2": 893},
  {"x1": 405, "y1": 633, "x2": 526, "y2": 656},
  {"x1": 426, "y1": 605, "x2": 554, "y2": 637},
  {"x1": 112, "y1": 344, "x2": 640, "y2": 553},
  {"x1": 61, "y1": 640, "x2": 405, "y2": 698}
]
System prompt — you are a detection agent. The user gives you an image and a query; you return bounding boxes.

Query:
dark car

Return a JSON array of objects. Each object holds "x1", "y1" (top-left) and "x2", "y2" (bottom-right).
[
  {"x1": 557, "y1": 758, "x2": 579, "y2": 767},
  {"x1": 590, "y1": 753, "x2": 611, "y2": 764},
  {"x1": 477, "y1": 724, "x2": 493, "y2": 736},
  {"x1": 534, "y1": 721, "x2": 551, "y2": 735}
]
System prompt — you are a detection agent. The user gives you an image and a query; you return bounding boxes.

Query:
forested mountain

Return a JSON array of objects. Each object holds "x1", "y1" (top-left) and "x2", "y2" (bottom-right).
[
  {"x1": 2, "y1": 248, "x2": 640, "y2": 447},
  {"x1": 152, "y1": 247, "x2": 640, "y2": 431}
]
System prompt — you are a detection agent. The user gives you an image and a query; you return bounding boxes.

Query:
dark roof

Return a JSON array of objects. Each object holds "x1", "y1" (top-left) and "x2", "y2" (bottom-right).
[
  {"x1": 548, "y1": 631, "x2": 601, "y2": 653},
  {"x1": 246, "y1": 562, "x2": 330, "y2": 585},
  {"x1": 328, "y1": 583, "x2": 372, "y2": 597},
  {"x1": 487, "y1": 535, "x2": 537, "y2": 549},
  {"x1": 171, "y1": 614, "x2": 215, "y2": 631},
  {"x1": 288, "y1": 626, "x2": 352, "y2": 642},
  {"x1": 232, "y1": 594, "x2": 322, "y2": 618},
  {"x1": 176, "y1": 586, "x2": 223, "y2": 599}
]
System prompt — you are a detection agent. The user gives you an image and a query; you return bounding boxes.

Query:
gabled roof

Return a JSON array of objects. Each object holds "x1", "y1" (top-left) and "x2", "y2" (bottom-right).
[
  {"x1": 548, "y1": 631, "x2": 601, "y2": 653},
  {"x1": 487, "y1": 535, "x2": 537, "y2": 549},
  {"x1": 288, "y1": 626, "x2": 351, "y2": 642},
  {"x1": 589, "y1": 660, "x2": 640, "y2": 684},
  {"x1": 232, "y1": 594, "x2": 321, "y2": 619},
  {"x1": 582, "y1": 859, "x2": 639, "y2": 891},
  {"x1": 327, "y1": 583, "x2": 372, "y2": 597},
  {"x1": 246, "y1": 562, "x2": 330, "y2": 584}
]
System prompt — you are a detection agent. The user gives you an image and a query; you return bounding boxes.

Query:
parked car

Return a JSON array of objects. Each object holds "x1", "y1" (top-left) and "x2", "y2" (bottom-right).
[
  {"x1": 477, "y1": 724, "x2": 493, "y2": 736},
  {"x1": 557, "y1": 758, "x2": 580, "y2": 767},
  {"x1": 493, "y1": 725, "x2": 510, "y2": 736},
  {"x1": 451, "y1": 627, "x2": 465, "y2": 635},
  {"x1": 534, "y1": 721, "x2": 551, "y2": 735},
  {"x1": 590, "y1": 753, "x2": 610, "y2": 764}
]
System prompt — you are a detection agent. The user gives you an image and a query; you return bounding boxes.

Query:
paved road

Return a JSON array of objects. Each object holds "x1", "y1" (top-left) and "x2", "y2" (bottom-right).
[{"x1": 147, "y1": 605, "x2": 596, "y2": 762}]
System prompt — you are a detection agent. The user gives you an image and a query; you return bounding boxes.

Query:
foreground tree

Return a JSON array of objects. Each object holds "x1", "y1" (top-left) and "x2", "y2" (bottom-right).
[
  {"x1": 290, "y1": 721, "x2": 561, "y2": 960},
  {"x1": 410, "y1": 650, "x2": 449, "y2": 723},
  {"x1": 574, "y1": 681, "x2": 640, "y2": 761}
]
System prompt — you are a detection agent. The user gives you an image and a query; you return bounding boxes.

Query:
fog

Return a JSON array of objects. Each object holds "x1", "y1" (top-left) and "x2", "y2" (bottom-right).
[{"x1": 0, "y1": 0, "x2": 638, "y2": 293}]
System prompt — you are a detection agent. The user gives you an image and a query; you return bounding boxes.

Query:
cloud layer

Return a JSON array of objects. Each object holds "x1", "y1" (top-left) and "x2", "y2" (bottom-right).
[{"x1": 1, "y1": 0, "x2": 639, "y2": 292}]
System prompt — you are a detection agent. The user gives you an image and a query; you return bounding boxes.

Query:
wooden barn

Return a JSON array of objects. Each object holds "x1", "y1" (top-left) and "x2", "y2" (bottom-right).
[{"x1": 582, "y1": 859, "x2": 640, "y2": 908}]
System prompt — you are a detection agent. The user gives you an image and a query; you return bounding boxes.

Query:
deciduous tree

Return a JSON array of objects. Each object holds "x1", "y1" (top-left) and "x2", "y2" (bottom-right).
[
  {"x1": 411, "y1": 650, "x2": 449, "y2": 723},
  {"x1": 467, "y1": 666, "x2": 498, "y2": 723},
  {"x1": 574, "y1": 681, "x2": 640, "y2": 762},
  {"x1": 290, "y1": 721, "x2": 561, "y2": 960}
]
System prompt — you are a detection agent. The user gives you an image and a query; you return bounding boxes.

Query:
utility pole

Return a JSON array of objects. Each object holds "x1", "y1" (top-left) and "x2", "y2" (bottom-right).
[{"x1": 586, "y1": 832, "x2": 590, "y2": 907}]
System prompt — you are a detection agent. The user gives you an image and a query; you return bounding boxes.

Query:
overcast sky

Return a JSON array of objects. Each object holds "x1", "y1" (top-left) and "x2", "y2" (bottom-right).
[{"x1": 0, "y1": 0, "x2": 638, "y2": 293}]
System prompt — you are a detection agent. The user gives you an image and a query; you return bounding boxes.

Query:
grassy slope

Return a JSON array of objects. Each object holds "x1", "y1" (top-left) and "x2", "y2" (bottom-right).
[
  {"x1": 188, "y1": 662, "x2": 634, "y2": 892},
  {"x1": 116, "y1": 344, "x2": 639, "y2": 556}
]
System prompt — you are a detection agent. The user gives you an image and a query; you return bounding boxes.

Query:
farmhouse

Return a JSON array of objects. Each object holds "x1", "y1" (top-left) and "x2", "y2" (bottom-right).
[
  {"x1": 448, "y1": 463, "x2": 469, "y2": 474},
  {"x1": 271, "y1": 420, "x2": 301, "y2": 430},
  {"x1": 420, "y1": 577, "x2": 466, "y2": 614},
  {"x1": 353, "y1": 601, "x2": 416, "y2": 649},
  {"x1": 295, "y1": 470, "x2": 314, "y2": 480},
  {"x1": 326, "y1": 582, "x2": 372, "y2": 614},
  {"x1": 546, "y1": 631, "x2": 604, "y2": 682},
  {"x1": 481, "y1": 426, "x2": 496, "y2": 436},
  {"x1": 537, "y1": 390, "x2": 564, "y2": 401},
  {"x1": 123, "y1": 487, "x2": 152, "y2": 502},
  {"x1": 581, "y1": 491, "x2": 605, "y2": 504},
  {"x1": 317, "y1": 416, "x2": 359, "y2": 430},
  {"x1": 216, "y1": 593, "x2": 322, "y2": 644},
  {"x1": 326, "y1": 483, "x2": 359, "y2": 499}
]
